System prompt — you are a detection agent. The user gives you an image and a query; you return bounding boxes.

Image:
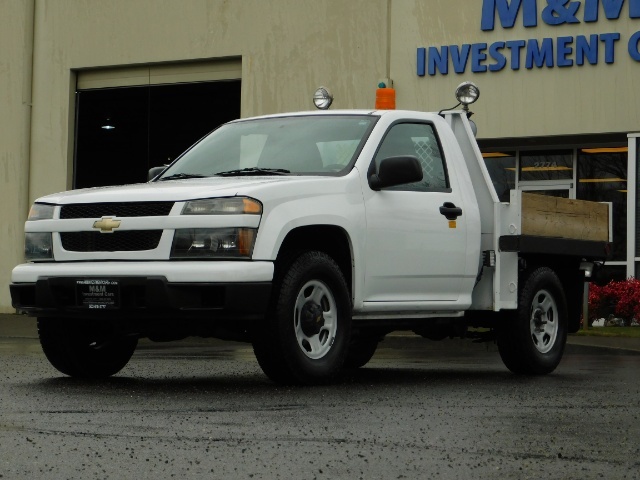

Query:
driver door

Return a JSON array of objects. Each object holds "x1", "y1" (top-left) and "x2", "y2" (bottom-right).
[{"x1": 363, "y1": 121, "x2": 469, "y2": 304}]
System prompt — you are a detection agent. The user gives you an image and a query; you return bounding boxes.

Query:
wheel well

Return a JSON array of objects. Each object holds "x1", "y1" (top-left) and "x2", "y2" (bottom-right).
[{"x1": 275, "y1": 225, "x2": 353, "y2": 297}]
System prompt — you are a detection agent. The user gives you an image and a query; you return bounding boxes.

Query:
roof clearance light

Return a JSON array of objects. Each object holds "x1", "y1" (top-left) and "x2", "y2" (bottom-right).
[
  {"x1": 313, "y1": 87, "x2": 333, "y2": 110},
  {"x1": 455, "y1": 81, "x2": 480, "y2": 109},
  {"x1": 375, "y1": 84, "x2": 396, "y2": 110}
]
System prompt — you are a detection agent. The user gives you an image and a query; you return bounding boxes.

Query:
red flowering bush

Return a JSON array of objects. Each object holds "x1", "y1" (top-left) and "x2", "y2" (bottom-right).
[{"x1": 588, "y1": 278, "x2": 640, "y2": 321}]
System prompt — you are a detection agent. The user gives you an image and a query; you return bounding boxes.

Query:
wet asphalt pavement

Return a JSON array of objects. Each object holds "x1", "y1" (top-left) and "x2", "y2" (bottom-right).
[{"x1": 1, "y1": 315, "x2": 639, "y2": 479}]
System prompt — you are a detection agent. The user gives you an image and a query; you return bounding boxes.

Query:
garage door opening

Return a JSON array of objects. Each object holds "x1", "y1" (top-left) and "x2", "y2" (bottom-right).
[{"x1": 74, "y1": 79, "x2": 241, "y2": 188}]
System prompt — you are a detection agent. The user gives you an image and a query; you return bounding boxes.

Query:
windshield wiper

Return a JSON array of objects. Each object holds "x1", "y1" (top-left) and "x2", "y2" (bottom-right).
[
  {"x1": 158, "y1": 173, "x2": 208, "y2": 181},
  {"x1": 214, "y1": 167, "x2": 290, "y2": 177}
]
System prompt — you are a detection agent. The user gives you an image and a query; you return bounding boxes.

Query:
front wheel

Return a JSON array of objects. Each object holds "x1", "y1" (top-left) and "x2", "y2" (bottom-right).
[
  {"x1": 497, "y1": 267, "x2": 568, "y2": 375},
  {"x1": 252, "y1": 251, "x2": 351, "y2": 385},
  {"x1": 38, "y1": 318, "x2": 138, "y2": 378}
]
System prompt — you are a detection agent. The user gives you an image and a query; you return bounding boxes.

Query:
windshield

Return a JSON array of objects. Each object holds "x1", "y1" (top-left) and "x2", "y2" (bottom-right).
[{"x1": 157, "y1": 115, "x2": 376, "y2": 179}]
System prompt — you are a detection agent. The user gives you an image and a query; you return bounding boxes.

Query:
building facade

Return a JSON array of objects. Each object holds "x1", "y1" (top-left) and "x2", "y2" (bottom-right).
[{"x1": 1, "y1": 0, "x2": 638, "y2": 312}]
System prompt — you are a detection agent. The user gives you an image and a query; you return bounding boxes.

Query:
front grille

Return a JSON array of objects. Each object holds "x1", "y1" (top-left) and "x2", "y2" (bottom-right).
[
  {"x1": 60, "y1": 202, "x2": 174, "y2": 219},
  {"x1": 60, "y1": 231, "x2": 163, "y2": 252}
]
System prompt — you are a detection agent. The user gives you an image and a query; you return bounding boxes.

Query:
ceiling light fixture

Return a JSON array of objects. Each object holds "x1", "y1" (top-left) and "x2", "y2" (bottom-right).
[{"x1": 101, "y1": 118, "x2": 115, "y2": 130}]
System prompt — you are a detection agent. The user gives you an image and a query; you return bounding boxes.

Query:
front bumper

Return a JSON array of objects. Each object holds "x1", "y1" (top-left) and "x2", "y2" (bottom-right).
[{"x1": 10, "y1": 261, "x2": 273, "y2": 320}]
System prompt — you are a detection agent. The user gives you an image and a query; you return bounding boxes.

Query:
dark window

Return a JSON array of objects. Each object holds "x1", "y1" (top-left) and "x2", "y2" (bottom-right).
[
  {"x1": 374, "y1": 123, "x2": 448, "y2": 191},
  {"x1": 519, "y1": 150, "x2": 573, "y2": 181},
  {"x1": 74, "y1": 80, "x2": 241, "y2": 188},
  {"x1": 523, "y1": 189, "x2": 570, "y2": 198},
  {"x1": 577, "y1": 147, "x2": 627, "y2": 261},
  {"x1": 481, "y1": 151, "x2": 516, "y2": 202}
]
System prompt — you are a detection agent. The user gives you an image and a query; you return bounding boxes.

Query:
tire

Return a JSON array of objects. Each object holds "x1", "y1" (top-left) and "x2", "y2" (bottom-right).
[
  {"x1": 497, "y1": 267, "x2": 568, "y2": 375},
  {"x1": 252, "y1": 251, "x2": 351, "y2": 385},
  {"x1": 38, "y1": 318, "x2": 138, "y2": 378},
  {"x1": 344, "y1": 337, "x2": 379, "y2": 369}
]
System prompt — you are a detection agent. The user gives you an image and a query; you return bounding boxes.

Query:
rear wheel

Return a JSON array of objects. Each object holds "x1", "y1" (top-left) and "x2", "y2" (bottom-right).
[
  {"x1": 497, "y1": 267, "x2": 568, "y2": 375},
  {"x1": 38, "y1": 318, "x2": 138, "y2": 378},
  {"x1": 252, "y1": 251, "x2": 351, "y2": 385}
]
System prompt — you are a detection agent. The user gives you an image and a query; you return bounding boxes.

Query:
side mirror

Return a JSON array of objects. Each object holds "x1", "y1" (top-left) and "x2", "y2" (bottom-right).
[
  {"x1": 368, "y1": 156, "x2": 423, "y2": 191},
  {"x1": 148, "y1": 166, "x2": 167, "y2": 181}
]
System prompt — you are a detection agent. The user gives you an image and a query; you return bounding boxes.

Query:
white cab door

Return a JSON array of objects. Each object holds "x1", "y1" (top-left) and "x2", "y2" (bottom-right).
[{"x1": 363, "y1": 121, "x2": 469, "y2": 303}]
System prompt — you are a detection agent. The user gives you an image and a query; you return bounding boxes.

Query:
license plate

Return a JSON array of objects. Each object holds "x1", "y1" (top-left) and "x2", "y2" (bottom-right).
[{"x1": 76, "y1": 279, "x2": 120, "y2": 309}]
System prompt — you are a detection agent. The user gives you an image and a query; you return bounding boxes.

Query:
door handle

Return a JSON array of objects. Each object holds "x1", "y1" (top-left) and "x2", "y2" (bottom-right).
[{"x1": 439, "y1": 202, "x2": 462, "y2": 220}]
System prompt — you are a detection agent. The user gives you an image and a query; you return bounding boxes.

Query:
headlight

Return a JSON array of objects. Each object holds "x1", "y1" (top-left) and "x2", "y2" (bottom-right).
[
  {"x1": 28, "y1": 203, "x2": 55, "y2": 220},
  {"x1": 25, "y1": 232, "x2": 53, "y2": 261},
  {"x1": 182, "y1": 197, "x2": 262, "y2": 215},
  {"x1": 171, "y1": 228, "x2": 257, "y2": 259}
]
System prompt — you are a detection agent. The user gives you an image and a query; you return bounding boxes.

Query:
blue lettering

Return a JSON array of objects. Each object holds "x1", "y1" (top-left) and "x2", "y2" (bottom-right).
[
  {"x1": 450, "y1": 45, "x2": 471, "y2": 73},
  {"x1": 471, "y1": 43, "x2": 489, "y2": 72},
  {"x1": 632, "y1": 0, "x2": 640, "y2": 17},
  {"x1": 506, "y1": 39, "x2": 527, "y2": 69},
  {"x1": 417, "y1": 47, "x2": 426, "y2": 76},
  {"x1": 526, "y1": 38, "x2": 555, "y2": 68},
  {"x1": 416, "y1": 33, "x2": 629, "y2": 76},
  {"x1": 557, "y1": 36, "x2": 574, "y2": 65},
  {"x1": 428, "y1": 46, "x2": 449, "y2": 75},
  {"x1": 600, "y1": 32, "x2": 621, "y2": 62},
  {"x1": 584, "y1": 0, "x2": 624, "y2": 22},
  {"x1": 489, "y1": 42, "x2": 508, "y2": 71},
  {"x1": 481, "y1": 0, "x2": 538, "y2": 31},
  {"x1": 576, "y1": 34, "x2": 599, "y2": 64},
  {"x1": 542, "y1": 0, "x2": 581, "y2": 25},
  {"x1": 628, "y1": 30, "x2": 640, "y2": 60}
]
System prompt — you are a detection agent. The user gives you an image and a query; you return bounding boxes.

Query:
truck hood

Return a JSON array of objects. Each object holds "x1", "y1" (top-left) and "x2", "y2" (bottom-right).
[{"x1": 36, "y1": 176, "x2": 339, "y2": 204}]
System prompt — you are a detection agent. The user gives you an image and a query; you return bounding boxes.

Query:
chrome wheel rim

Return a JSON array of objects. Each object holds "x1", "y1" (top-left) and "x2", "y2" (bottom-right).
[
  {"x1": 529, "y1": 289, "x2": 559, "y2": 354},
  {"x1": 293, "y1": 280, "x2": 337, "y2": 359}
]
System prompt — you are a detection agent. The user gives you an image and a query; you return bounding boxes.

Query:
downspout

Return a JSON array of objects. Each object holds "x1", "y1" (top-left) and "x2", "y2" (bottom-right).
[
  {"x1": 22, "y1": 0, "x2": 36, "y2": 209},
  {"x1": 385, "y1": 0, "x2": 392, "y2": 82}
]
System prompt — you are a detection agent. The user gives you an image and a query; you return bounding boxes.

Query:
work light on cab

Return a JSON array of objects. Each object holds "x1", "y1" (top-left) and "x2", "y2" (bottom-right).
[
  {"x1": 313, "y1": 87, "x2": 333, "y2": 110},
  {"x1": 455, "y1": 81, "x2": 480, "y2": 110}
]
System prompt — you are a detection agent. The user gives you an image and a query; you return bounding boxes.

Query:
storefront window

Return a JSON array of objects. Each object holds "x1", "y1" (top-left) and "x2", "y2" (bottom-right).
[
  {"x1": 481, "y1": 152, "x2": 515, "y2": 202},
  {"x1": 577, "y1": 147, "x2": 627, "y2": 262},
  {"x1": 520, "y1": 150, "x2": 573, "y2": 182},
  {"x1": 600, "y1": 265, "x2": 628, "y2": 283},
  {"x1": 521, "y1": 189, "x2": 570, "y2": 198}
]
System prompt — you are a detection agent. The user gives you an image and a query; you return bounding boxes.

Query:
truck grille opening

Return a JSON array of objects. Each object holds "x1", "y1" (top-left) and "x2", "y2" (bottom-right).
[
  {"x1": 60, "y1": 231, "x2": 163, "y2": 252},
  {"x1": 60, "y1": 202, "x2": 174, "y2": 219}
]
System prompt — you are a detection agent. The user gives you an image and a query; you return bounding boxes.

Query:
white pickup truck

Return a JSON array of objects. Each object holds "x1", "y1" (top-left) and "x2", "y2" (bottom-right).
[{"x1": 10, "y1": 83, "x2": 610, "y2": 384}]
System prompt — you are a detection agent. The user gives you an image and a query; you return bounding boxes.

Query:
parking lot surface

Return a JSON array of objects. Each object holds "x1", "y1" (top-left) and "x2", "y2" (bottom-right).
[{"x1": 1, "y1": 315, "x2": 639, "y2": 479}]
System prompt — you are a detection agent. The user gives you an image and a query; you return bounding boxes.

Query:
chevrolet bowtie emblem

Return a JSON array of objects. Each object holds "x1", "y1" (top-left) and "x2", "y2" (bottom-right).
[{"x1": 93, "y1": 217, "x2": 121, "y2": 233}]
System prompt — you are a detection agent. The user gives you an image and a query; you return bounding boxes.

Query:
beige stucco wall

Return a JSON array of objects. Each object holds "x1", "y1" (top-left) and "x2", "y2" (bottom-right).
[
  {"x1": 0, "y1": 1, "x2": 34, "y2": 313},
  {"x1": 28, "y1": 0, "x2": 389, "y2": 201},
  {"x1": 390, "y1": 0, "x2": 640, "y2": 139}
]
